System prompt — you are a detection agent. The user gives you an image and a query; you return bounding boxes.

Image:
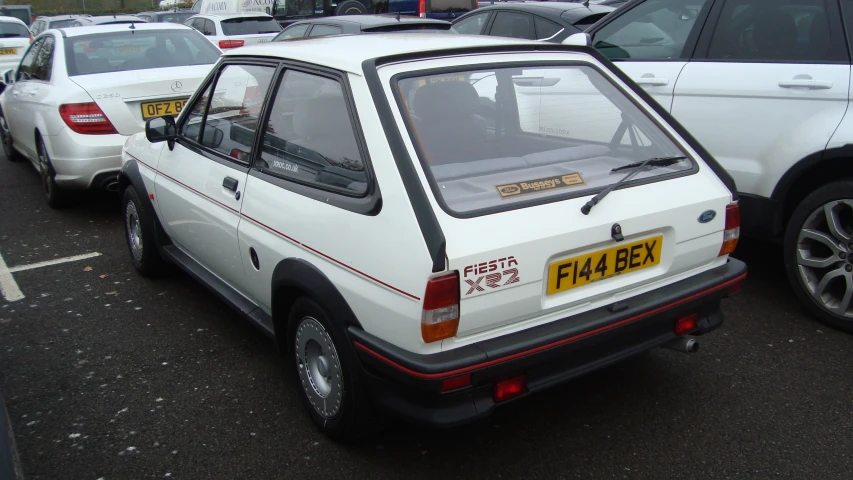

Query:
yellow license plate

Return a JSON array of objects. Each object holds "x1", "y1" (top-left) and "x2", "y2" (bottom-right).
[
  {"x1": 141, "y1": 99, "x2": 187, "y2": 119},
  {"x1": 0, "y1": 48, "x2": 17, "y2": 55},
  {"x1": 547, "y1": 235, "x2": 663, "y2": 295}
]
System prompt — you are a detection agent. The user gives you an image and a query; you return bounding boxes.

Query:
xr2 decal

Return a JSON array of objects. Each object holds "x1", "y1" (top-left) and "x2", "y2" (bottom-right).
[{"x1": 463, "y1": 256, "x2": 520, "y2": 295}]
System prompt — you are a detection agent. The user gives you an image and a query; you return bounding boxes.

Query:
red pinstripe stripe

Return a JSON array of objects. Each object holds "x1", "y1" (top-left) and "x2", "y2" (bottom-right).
[
  {"x1": 126, "y1": 151, "x2": 421, "y2": 301},
  {"x1": 353, "y1": 272, "x2": 747, "y2": 380}
]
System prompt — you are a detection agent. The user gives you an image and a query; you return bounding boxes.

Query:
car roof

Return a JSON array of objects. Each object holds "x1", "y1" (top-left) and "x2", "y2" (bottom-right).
[
  {"x1": 0, "y1": 15, "x2": 27, "y2": 25},
  {"x1": 291, "y1": 14, "x2": 449, "y2": 28},
  {"x1": 475, "y1": 2, "x2": 614, "y2": 16},
  {"x1": 59, "y1": 22, "x2": 193, "y2": 37},
  {"x1": 38, "y1": 15, "x2": 88, "y2": 20},
  {"x1": 230, "y1": 33, "x2": 560, "y2": 73},
  {"x1": 75, "y1": 15, "x2": 147, "y2": 24},
  {"x1": 195, "y1": 12, "x2": 275, "y2": 20}
]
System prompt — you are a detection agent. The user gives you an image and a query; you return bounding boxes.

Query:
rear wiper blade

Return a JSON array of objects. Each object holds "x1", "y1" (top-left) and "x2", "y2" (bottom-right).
[
  {"x1": 610, "y1": 156, "x2": 687, "y2": 172},
  {"x1": 581, "y1": 156, "x2": 686, "y2": 215}
]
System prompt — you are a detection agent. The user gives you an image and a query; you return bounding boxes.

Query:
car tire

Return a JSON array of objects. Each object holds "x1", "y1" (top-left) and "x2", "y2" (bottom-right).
[
  {"x1": 784, "y1": 180, "x2": 853, "y2": 334},
  {"x1": 334, "y1": 0, "x2": 368, "y2": 15},
  {"x1": 123, "y1": 186, "x2": 166, "y2": 277},
  {"x1": 288, "y1": 297, "x2": 374, "y2": 441},
  {"x1": 36, "y1": 136, "x2": 68, "y2": 209},
  {"x1": 0, "y1": 111, "x2": 22, "y2": 162}
]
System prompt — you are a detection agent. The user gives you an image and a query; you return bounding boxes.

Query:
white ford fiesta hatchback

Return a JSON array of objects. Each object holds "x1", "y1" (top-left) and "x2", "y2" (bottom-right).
[
  {"x1": 118, "y1": 34, "x2": 747, "y2": 439},
  {"x1": 0, "y1": 23, "x2": 221, "y2": 208}
]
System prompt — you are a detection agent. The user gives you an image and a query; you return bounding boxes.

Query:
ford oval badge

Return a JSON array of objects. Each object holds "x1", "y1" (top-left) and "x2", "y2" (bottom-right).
[{"x1": 698, "y1": 210, "x2": 716, "y2": 223}]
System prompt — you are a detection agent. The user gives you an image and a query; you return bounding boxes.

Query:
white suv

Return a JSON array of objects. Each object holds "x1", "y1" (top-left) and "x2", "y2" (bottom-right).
[
  {"x1": 577, "y1": 0, "x2": 853, "y2": 333},
  {"x1": 185, "y1": 13, "x2": 281, "y2": 50},
  {"x1": 119, "y1": 34, "x2": 745, "y2": 438}
]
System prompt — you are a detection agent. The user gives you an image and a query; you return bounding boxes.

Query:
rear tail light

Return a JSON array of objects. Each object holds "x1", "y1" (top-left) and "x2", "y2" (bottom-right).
[
  {"x1": 674, "y1": 313, "x2": 699, "y2": 336},
  {"x1": 421, "y1": 272, "x2": 460, "y2": 343},
  {"x1": 58, "y1": 102, "x2": 117, "y2": 135},
  {"x1": 718, "y1": 203, "x2": 740, "y2": 256},
  {"x1": 218, "y1": 39, "x2": 245, "y2": 49},
  {"x1": 418, "y1": 0, "x2": 426, "y2": 17},
  {"x1": 494, "y1": 375, "x2": 526, "y2": 403}
]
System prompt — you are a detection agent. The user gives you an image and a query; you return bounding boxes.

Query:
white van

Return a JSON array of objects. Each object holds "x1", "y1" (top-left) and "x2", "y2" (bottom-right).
[{"x1": 191, "y1": 0, "x2": 274, "y2": 15}]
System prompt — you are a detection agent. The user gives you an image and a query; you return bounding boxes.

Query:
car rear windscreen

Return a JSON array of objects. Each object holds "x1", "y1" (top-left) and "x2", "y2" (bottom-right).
[
  {"x1": 221, "y1": 17, "x2": 282, "y2": 35},
  {"x1": 0, "y1": 22, "x2": 29, "y2": 38},
  {"x1": 0, "y1": 9, "x2": 30, "y2": 26},
  {"x1": 427, "y1": 0, "x2": 476, "y2": 13},
  {"x1": 49, "y1": 19, "x2": 80, "y2": 29},
  {"x1": 64, "y1": 30, "x2": 221, "y2": 76}
]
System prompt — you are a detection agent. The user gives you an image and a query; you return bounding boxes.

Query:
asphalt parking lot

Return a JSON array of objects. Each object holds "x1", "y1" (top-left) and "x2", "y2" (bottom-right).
[{"x1": 0, "y1": 154, "x2": 852, "y2": 480}]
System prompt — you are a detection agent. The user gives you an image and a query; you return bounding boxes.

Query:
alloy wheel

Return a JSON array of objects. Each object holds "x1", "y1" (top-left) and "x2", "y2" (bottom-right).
[{"x1": 796, "y1": 200, "x2": 853, "y2": 317}]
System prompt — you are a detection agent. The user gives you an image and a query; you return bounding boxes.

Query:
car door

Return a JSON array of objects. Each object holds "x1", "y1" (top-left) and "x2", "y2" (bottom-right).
[
  {"x1": 154, "y1": 61, "x2": 277, "y2": 287},
  {"x1": 22, "y1": 34, "x2": 56, "y2": 157},
  {"x1": 671, "y1": 0, "x2": 850, "y2": 198},
  {"x1": 6, "y1": 37, "x2": 43, "y2": 160},
  {"x1": 587, "y1": 0, "x2": 713, "y2": 109}
]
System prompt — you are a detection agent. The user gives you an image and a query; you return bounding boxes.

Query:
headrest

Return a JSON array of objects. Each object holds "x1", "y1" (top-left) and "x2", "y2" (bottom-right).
[{"x1": 412, "y1": 81, "x2": 479, "y2": 122}]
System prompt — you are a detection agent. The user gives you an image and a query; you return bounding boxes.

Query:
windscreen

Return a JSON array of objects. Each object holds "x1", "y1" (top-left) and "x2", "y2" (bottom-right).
[
  {"x1": 221, "y1": 17, "x2": 282, "y2": 35},
  {"x1": 49, "y1": 19, "x2": 79, "y2": 29},
  {"x1": 64, "y1": 30, "x2": 221, "y2": 76},
  {"x1": 158, "y1": 12, "x2": 195, "y2": 23},
  {"x1": 395, "y1": 65, "x2": 693, "y2": 215},
  {"x1": 0, "y1": 9, "x2": 30, "y2": 25},
  {"x1": 0, "y1": 22, "x2": 29, "y2": 38}
]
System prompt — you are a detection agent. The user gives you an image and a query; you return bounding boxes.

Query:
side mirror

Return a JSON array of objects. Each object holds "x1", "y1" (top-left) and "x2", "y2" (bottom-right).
[
  {"x1": 145, "y1": 115, "x2": 177, "y2": 149},
  {"x1": 562, "y1": 32, "x2": 591, "y2": 46},
  {"x1": 1, "y1": 69, "x2": 12, "y2": 86}
]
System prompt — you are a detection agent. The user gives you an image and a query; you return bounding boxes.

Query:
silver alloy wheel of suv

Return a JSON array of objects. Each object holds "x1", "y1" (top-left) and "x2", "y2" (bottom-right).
[{"x1": 796, "y1": 200, "x2": 853, "y2": 317}]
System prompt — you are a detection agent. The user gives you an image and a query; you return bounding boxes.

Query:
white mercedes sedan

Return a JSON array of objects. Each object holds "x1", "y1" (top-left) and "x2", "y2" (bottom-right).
[{"x1": 0, "y1": 22, "x2": 221, "y2": 208}]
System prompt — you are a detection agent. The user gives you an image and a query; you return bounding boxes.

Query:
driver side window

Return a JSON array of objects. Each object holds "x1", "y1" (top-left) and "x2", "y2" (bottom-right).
[
  {"x1": 592, "y1": 0, "x2": 708, "y2": 60},
  {"x1": 16, "y1": 38, "x2": 43, "y2": 82}
]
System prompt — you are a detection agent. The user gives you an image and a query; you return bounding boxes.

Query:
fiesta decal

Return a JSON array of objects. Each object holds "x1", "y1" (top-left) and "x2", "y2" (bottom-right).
[
  {"x1": 463, "y1": 256, "x2": 520, "y2": 295},
  {"x1": 496, "y1": 173, "x2": 585, "y2": 199}
]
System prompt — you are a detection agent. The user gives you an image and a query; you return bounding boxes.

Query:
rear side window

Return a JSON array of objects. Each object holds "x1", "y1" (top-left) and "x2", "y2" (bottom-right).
[
  {"x1": 534, "y1": 16, "x2": 564, "y2": 40},
  {"x1": 453, "y1": 12, "x2": 490, "y2": 34},
  {"x1": 259, "y1": 70, "x2": 367, "y2": 195},
  {"x1": 221, "y1": 17, "x2": 282, "y2": 35},
  {"x1": 64, "y1": 30, "x2": 221, "y2": 75},
  {"x1": 0, "y1": 22, "x2": 30, "y2": 38},
  {"x1": 275, "y1": 23, "x2": 309, "y2": 40},
  {"x1": 592, "y1": 0, "x2": 708, "y2": 60},
  {"x1": 706, "y1": 0, "x2": 845, "y2": 62},
  {"x1": 308, "y1": 24, "x2": 342, "y2": 37},
  {"x1": 489, "y1": 12, "x2": 535, "y2": 40},
  {"x1": 394, "y1": 66, "x2": 692, "y2": 215},
  {"x1": 160, "y1": 12, "x2": 194, "y2": 23},
  {"x1": 427, "y1": 0, "x2": 477, "y2": 14},
  {"x1": 32, "y1": 35, "x2": 54, "y2": 81}
]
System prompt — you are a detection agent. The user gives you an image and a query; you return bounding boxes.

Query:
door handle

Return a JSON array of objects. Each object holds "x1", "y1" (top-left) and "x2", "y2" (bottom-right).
[
  {"x1": 779, "y1": 79, "x2": 833, "y2": 90},
  {"x1": 635, "y1": 77, "x2": 669, "y2": 87},
  {"x1": 222, "y1": 176, "x2": 239, "y2": 191}
]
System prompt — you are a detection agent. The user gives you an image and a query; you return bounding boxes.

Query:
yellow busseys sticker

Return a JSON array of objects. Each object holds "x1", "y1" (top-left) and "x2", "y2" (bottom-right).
[
  {"x1": 496, "y1": 173, "x2": 584, "y2": 199},
  {"x1": 547, "y1": 235, "x2": 663, "y2": 295}
]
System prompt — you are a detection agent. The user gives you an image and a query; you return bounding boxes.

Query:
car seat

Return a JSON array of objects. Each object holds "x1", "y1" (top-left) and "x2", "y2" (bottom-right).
[{"x1": 412, "y1": 80, "x2": 488, "y2": 166}]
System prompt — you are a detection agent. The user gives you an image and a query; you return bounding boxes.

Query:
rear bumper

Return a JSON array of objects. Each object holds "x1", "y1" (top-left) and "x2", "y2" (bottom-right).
[
  {"x1": 46, "y1": 129, "x2": 127, "y2": 190},
  {"x1": 349, "y1": 258, "x2": 747, "y2": 427}
]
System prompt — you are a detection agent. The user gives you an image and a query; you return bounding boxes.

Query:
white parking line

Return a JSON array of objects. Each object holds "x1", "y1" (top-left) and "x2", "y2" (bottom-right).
[
  {"x1": 0, "y1": 251, "x2": 102, "y2": 302},
  {"x1": 0, "y1": 249, "x2": 24, "y2": 302},
  {"x1": 8, "y1": 252, "x2": 102, "y2": 273}
]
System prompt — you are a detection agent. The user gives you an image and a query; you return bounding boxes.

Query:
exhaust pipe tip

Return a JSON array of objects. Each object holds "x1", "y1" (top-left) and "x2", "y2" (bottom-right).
[
  {"x1": 105, "y1": 181, "x2": 119, "y2": 192},
  {"x1": 662, "y1": 337, "x2": 699, "y2": 354}
]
